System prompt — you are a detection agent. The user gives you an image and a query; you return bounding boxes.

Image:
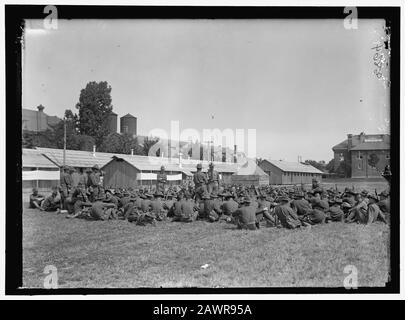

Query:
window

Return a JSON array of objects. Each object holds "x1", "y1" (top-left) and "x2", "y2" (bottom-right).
[
  {"x1": 339, "y1": 153, "x2": 344, "y2": 161},
  {"x1": 357, "y1": 151, "x2": 363, "y2": 160},
  {"x1": 358, "y1": 163, "x2": 362, "y2": 170},
  {"x1": 123, "y1": 125, "x2": 128, "y2": 133}
]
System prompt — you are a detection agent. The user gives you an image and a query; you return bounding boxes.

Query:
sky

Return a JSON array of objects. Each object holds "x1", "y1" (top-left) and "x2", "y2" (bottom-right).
[{"x1": 22, "y1": 19, "x2": 390, "y2": 162}]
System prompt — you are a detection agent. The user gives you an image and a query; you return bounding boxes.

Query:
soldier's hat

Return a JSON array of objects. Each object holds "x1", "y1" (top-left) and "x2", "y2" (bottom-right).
[
  {"x1": 278, "y1": 196, "x2": 290, "y2": 202},
  {"x1": 196, "y1": 163, "x2": 203, "y2": 169},
  {"x1": 294, "y1": 191, "x2": 305, "y2": 198},
  {"x1": 145, "y1": 193, "x2": 153, "y2": 198},
  {"x1": 68, "y1": 166, "x2": 75, "y2": 172},
  {"x1": 202, "y1": 193, "x2": 211, "y2": 200},
  {"x1": 378, "y1": 190, "x2": 389, "y2": 197},
  {"x1": 223, "y1": 192, "x2": 234, "y2": 198},
  {"x1": 92, "y1": 164, "x2": 99, "y2": 170},
  {"x1": 105, "y1": 189, "x2": 114, "y2": 195},
  {"x1": 341, "y1": 201, "x2": 352, "y2": 208},
  {"x1": 160, "y1": 165, "x2": 165, "y2": 170},
  {"x1": 360, "y1": 190, "x2": 369, "y2": 197},
  {"x1": 313, "y1": 187, "x2": 323, "y2": 194},
  {"x1": 367, "y1": 193, "x2": 379, "y2": 201},
  {"x1": 328, "y1": 199, "x2": 336, "y2": 205},
  {"x1": 210, "y1": 192, "x2": 218, "y2": 199},
  {"x1": 242, "y1": 196, "x2": 252, "y2": 204},
  {"x1": 209, "y1": 162, "x2": 214, "y2": 167},
  {"x1": 154, "y1": 191, "x2": 164, "y2": 197},
  {"x1": 347, "y1": 190, "x2": 358, "y2": 196},
  {"x1": 334, "y1": 198, "x2": 343, "y2": 204}
]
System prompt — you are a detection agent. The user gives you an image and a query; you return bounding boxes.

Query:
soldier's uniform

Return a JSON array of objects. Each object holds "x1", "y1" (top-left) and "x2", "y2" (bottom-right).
[
  {"x1": 70, "y1": 184, "x2": 91, "y2": 214},
  {"x1": 207, "y1": 164, "x2": 219, "y2": 194},
  {"x1": 151, "y1": 192, "x2": 166, "y2": 221},
  {"x1": 41, "y1": 190, "x2": 61, "y2": 212},
  {"x1": 193, "y1": 164, "x2": 208, "y2": 202},
  {"x1": 87, "y1": 165, "x2": 101, "y2": 202},
  {"x1": 29, "y1": 188, "x2": 44, "y2": 209},
  {"x1": 60, "y1": 166, "x2": 73, "y2": 209},
  {"x1": 232, "y1": 198, "x2": 258, "y2": 230},
  {"x1": 156, "y1": 166, "x2": 167, "y2": 193},
  {"x1": 326, "y1": 199, "x2": 344, "y2": 222},
  {"x1": 274, "y1": 197, "x2": 302, "y2": 229},
  {"x1": 221, "y1": 194, "x2": 239, "y2": 216},
  {"x1": 291, "y1": 192, "x2": 311, "y2": 216}
]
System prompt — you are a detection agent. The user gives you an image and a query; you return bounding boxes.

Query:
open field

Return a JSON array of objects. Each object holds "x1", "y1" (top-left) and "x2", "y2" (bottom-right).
[
  {"x1": 22, "y1": 179, "x2": 391, "y2": 288},
  {"x1": 23, "y1": 216, "x2": 390, "y2": 288}
]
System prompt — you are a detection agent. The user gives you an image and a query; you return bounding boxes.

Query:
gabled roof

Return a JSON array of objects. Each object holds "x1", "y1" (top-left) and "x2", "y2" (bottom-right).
[
  {"x1": 350, "y1": 141, "x2": 390, "y2": 151},
  {"x1": 264, "y1": 159, "x2": 323, "y2": 174},
  {"x1": 35, "y1": 147, "x2": 238, "y2": 174},
  {"x1": 233, "y1": 159, "x2": 268, "y2": 176},
  {"x1": 22, "y1": 148, "x2": 59, "y2": 168},
  {"x1": 121, "y1": 113, "x2": 136, "y2": 118},
  {"x1": 332, "y1": 139, "x2": 348, "y2": 150}
]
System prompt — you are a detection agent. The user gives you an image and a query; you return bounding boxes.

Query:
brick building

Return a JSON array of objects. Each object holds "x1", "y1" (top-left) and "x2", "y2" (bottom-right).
[
  {"x1": 22, "y1": 105, "x2": 61, "y2": 132},
  {"x1": 332, "y1": 132, "x2": 390, "y2": 178}
]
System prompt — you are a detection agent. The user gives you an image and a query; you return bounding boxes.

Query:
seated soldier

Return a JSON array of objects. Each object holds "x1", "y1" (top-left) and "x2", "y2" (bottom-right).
[
  {"x1": 232, "y1": 197, "x2": 258, "y2": 230},
  {"x1": 89, "y1": 196, "x2": 116, "y2": 221},
  {"x1": 29, "y1": 188, "x2": 45, "y2": 209},
  {"x1": 345, "y1": 191, "x2": 369, "y2": 223},
  {"x1": 151, "y1": 191, "x2": 166, "y2": 221},
  {"x1": 176, "y1": 192, "x2": 198, "y2": 222},
  {"x1": 291, "y1": 191, "x2": 311, "y2": 216},
  {"x1": 67, "y1": 182, "x2": 92, "y2": 217},
  {"x1": 377, "y1": 190, "x2": 390, "y2": 218},
  {"x1": 326, "y1": 198, "x2": 344, "y2": 222},
  {"x1": 302, "y1": 198, "x2": 327, "y2": 225},
  {"x1": 171, "y1": 192, "x2": 185, "y2": 221},
  {"x1": 274, "y1": 196, "x2": 304, "y2": 229},
  {"x1": 40, "y1": 187, "x2": 61, "y2": 212},
  {"x1": 364, "y1": 194, "x2": 387, "y2": 224}
]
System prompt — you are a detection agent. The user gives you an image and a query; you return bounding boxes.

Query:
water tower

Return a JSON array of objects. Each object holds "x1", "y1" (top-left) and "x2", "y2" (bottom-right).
[{"x1": 120, "y1": 113, "x2": 137, "y2": 136}]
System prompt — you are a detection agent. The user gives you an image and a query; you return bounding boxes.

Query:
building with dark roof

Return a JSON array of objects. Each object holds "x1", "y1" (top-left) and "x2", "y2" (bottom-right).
[
  {"x1": 332, "y1": 132, "x2": 390, "y2": 178},
  {"x1": 259, "y1": 159, "x2": 323, "y2": 185},
  {"x1": 22, "y1": 105, "x2": 61, "y2": 132}
]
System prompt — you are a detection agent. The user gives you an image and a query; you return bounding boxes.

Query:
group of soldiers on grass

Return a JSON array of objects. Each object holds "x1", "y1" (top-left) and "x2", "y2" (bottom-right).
[{"x1": 29, "y1": 162, "x2": 391, "y2": 230}]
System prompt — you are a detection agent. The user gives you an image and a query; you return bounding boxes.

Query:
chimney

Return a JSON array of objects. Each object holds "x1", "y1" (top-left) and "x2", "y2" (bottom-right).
[
  {"x1": 347, "y1": 134, "x2": 353, "y2": 150},
  {"x1": 93, "y1": 145, "x2": 96, "y2": 157},
  {"x1": 37, "y1": 104, "x2": 44, "y2": 112},
  {"x1": 233, "y1": 145, "x2": 237, "y2": 163}
]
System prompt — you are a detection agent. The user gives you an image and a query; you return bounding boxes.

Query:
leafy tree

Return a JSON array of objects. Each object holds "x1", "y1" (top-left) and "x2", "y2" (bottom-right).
[
  {"x1": 368, "y1": 153, "x2": 380, "y2": 168},
  {"x1": 303, "y1": 159, "x2": 326, "y2": 172},
  {"x1": 99, "y1": 133, "x2": 125, "y2": 153},
  {"x1": 75, "y1": 81, "x2": 113, "y2": 147},
  {"x1": 325, "y1": 158, "x2": 335, "y2": 173},
  {"x1": 22, "y1": 129, "x2": 56, "y2": 149},
  {"x1": 141, "y1": 136, "x2": 159, "y2": 156}
]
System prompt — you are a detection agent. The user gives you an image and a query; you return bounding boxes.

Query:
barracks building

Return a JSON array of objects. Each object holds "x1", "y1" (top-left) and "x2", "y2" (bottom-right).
[{"x1": 332, "y1": 132, "x2": 390, "y2": 178}]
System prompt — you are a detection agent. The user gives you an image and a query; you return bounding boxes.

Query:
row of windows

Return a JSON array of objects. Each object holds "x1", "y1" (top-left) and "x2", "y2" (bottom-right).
[
  {"x1": 355, "y1": 152, "x2": 390, "y2": 160},
  {"x1": 283, "y1": 172, "x2": 318, "y2": 177}
]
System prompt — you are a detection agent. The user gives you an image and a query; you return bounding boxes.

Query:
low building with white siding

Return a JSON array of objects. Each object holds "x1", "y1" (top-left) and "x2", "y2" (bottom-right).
[
  {"x1": 22, "y1": 148, "x2": 60, "y2": 192},
  {"x1": 258, "y1": 159, "x2": 323, "y2": 185}
]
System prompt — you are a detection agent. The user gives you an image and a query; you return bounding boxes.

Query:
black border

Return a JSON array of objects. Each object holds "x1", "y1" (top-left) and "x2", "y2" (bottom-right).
[{"x1": 5, "y1": 5, "x2": 400, "y2": 295}]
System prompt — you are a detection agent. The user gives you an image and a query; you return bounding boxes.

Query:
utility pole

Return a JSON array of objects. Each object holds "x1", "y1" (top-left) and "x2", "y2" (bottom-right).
[{"x1": 63, "y1": 117, "x2": 66, "y2": 167}]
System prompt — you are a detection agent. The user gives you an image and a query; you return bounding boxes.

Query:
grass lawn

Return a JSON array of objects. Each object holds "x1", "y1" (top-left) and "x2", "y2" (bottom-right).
[{"x1": 23, "y1": 209, "x2": 390, "y2": 288}]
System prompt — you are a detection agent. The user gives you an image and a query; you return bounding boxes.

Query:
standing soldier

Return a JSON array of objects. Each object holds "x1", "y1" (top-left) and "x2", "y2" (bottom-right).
[
  {"x1": 193, "y1": 163, "x2": 207, "y2": 202},
  {"x1": 156, "y1": 165, "x2": 167, "y2": 193},
  {"x1": 207, "y1": 162, "x2": 219, "y2": 195},
  {"x1": 60, "y1": 166, "x2": 73, "y2": 209},
  {"x1": 87, "y1": 164, "x2": 101, "y2": 202}
]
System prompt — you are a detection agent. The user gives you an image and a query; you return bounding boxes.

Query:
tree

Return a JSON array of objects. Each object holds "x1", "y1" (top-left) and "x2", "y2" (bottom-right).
[
  {"x1": 325, "y1": 158, "x2": 335, "y2": 173},
  {"x1": 99, "y1": 133, "x2": 125, "y2": 153},
  {"x1": 75, "y1": 81, "x2": 113, "y2": 147},
  {"x1": 141, "y1": 136, "x2": 159, "y2": 156},
  {"x1": 303, "y1": 160, "x2": 326, "y2": 172},
  {"x1": 368, "y1": 153, "x2": 380, "y2": 169}
]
